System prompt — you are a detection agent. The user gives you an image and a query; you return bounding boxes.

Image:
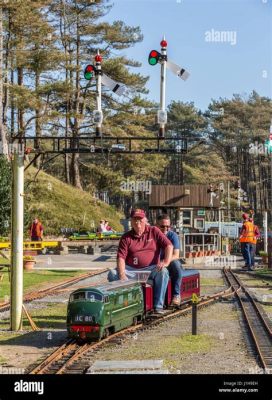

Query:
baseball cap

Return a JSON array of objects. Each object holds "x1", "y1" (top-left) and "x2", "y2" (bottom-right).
[
  {"x1": 130, "y1": 209, "x2": 146, "y2": 219},
  {"x1": 242, "y1": 213, "x2": 249, "y2": 220}
]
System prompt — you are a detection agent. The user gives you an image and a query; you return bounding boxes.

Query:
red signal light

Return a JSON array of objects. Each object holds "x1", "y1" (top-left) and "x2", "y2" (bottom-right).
[
  {"x1": 86, "y1": 65, "x2": 94, "y2": 72},
  {"x1": 150, "y1": 50, "x2": 159, "y2": 58},
  {"x1": 160, "y1": 39, "x2": 167, "y2": 48},
  {"x1": 95, "y1": 54, "x2": 102, "y2": 62}
]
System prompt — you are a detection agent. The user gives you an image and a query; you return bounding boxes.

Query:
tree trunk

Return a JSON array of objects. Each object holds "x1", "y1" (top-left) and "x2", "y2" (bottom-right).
[
  {"x1": 34, "y1": 71, "x2": 41, "y2": 169},
  {"x1": 62, "y1": 2, "x2": 70, "y2": 184},
  {"x1": 70, "y1": 152, "x2": 82, "y2": 189},
  {"x1": 0, "y1": 7, "x2": 8, "y2": 157},
  {"x1": 17, "y1": 67, "x2": 24, "y2": 137},
  {"x1": 69, "y1": 13, "x2": 82, "y2": 190}
]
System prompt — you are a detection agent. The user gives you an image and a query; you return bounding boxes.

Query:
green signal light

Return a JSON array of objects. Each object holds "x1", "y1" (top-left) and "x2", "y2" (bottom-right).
[
  {"x1": 84, "y1": 65, "x2": 95, "y2": 80},
  {"x1": 148, "y1": 50, "x2": 160, "y2": 66},
  {"x1": 149, "y1": 57, "x2": 157, "y2": 65}
]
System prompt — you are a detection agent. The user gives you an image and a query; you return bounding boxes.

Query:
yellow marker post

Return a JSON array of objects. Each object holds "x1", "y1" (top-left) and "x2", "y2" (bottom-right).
[{"x1": 192, "y1": 293, "x2": 199, "y2": 335}]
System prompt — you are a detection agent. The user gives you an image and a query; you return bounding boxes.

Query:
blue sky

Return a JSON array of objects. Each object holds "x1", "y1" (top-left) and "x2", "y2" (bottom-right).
[{"x1": 102, "y1": 0, "x2": 271, "y2": 111}]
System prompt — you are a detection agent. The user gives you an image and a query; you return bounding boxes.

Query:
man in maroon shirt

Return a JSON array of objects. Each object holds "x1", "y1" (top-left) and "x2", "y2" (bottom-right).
[{"x1": 108, "y1": 209, "x2": 173, "y2": 313}]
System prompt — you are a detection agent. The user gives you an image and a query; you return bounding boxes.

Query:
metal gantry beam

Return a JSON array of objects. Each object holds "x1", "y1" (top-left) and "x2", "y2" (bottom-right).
[{"x1": 20, "y1": 136, "x2": 188, "y2": 155}]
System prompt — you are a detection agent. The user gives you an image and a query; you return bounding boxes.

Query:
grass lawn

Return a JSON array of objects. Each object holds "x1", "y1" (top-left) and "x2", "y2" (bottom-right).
[
  {"x1": 0, "y1": 269, "x2": 85, "y2": 303},
  {"x1": 0, "y1": 302, "x2": 68, "y2": 333},
  {"x1": 0, "y1": 302, "x2": 68, "y2": 343},
  {"x1": 254, "y1": 268, "x2": 272, "y2": 279},
  {"x1": 0, "y1": 257, "x2": 9, "y2": 265},
  {"x1": 25, "y1": 166, "x2": 124, "y2": 235}
]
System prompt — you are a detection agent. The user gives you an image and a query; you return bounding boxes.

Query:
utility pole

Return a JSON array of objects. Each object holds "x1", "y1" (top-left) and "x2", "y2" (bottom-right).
[{"x1": 10, "y1": 150, "x2": 24, "y2": 331}]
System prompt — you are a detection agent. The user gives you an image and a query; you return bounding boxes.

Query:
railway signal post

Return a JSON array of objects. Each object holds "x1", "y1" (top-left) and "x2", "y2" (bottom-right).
[
  {"x1": 159, "y1": 37, "x2": 167, "y2": 138},
  {"x1": 148, "y1": 37, "x2": 190, "y2": 137},
  {"x1": 94, "y1": 51, "x2": 103, "y2": 137}
]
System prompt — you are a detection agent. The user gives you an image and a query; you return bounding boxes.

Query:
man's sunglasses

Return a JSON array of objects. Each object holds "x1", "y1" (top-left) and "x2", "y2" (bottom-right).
[{"x1": 159, "y1": 225, "x2": 170, "y2": 229}]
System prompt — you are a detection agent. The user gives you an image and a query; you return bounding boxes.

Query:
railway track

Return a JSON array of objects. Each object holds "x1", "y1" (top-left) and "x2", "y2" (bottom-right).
[
  {"x1": 29, "y1": 286, "x2": 235, "y2": 375},
  {"x1": 223, "y1": 267, "x2": 272, "y2": 372},
  {"x1": 0, "y1": 268, "x2": 109, "y2": 313}
]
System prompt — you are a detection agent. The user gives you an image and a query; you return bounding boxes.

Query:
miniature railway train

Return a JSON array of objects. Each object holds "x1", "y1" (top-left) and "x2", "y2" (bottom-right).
[{"x1": 67, "y1": 269, "x2": 200, "y2": 341}]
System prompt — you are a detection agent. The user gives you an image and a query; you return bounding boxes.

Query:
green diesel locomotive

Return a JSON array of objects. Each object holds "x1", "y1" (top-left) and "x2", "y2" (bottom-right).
[{"x1": 67, "y1": 281, "x2": 144, "y2": 341}]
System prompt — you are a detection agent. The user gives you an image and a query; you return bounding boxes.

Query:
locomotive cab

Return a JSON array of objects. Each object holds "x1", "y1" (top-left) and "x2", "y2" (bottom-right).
[{"x1": 67, "y1": 288, "x2": 107, "y2": 341}]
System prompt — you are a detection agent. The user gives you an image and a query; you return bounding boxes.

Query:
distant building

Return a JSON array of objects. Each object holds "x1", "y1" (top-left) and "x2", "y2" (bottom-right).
[{"x1": 148, "y1": 184, "x2": 220, "y2": 233}]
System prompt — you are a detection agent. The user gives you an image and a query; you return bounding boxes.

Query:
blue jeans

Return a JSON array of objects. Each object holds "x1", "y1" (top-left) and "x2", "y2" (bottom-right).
[
  {"x1": 250, "y1": 244, "x2": 256, "y2": 267},
  {"x1": 241, "y1": 242, "x2": 254, "y2": 268},
  {"x1": 108, "y1": 265, "x2": 169, "y2": 310},
  {"x1": 167, "y1": 259, "x2": 183, "y2": 297}
]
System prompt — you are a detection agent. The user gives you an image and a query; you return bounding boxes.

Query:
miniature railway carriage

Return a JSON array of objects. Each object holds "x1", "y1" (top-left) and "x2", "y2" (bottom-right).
[
  {"x1": 67, "y1": 281, "x2": 144, "y2": 341},
  {"x1": 143, "y1": 269, "x2": 200, "y2": 310},
  {"x1": 69, "y1": 231, "x2": 123, "y2": 241},
  {"x1": 67, "y1": 269, "x2": 200, "y2": 342}
]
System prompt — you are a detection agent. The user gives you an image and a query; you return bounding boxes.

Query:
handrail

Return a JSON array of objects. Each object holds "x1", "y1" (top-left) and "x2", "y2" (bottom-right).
[{"x1": 181, "y1": 233, "x2": 220, "y2": 257}]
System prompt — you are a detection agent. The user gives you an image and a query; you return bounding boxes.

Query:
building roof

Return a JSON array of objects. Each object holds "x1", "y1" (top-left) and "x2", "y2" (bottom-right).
[{"x1": 149, "y1": 185, "x2": 220, "y2": 208}]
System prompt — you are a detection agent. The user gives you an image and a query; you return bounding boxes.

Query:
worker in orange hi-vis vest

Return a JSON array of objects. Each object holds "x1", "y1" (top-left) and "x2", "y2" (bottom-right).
[
  {"x1": 249, "y1": 217, "x2": 260, "y2": 270},
  {"x1": 29, "y1": 217, "x2": 44, "y2": 241},
  {"x1": 239, "y1": 213, "x2": 255, "y2": 271}
]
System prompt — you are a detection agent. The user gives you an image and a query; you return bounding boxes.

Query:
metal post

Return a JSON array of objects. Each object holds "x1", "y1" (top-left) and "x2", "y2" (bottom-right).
[
  {"x1": 192, "y1": 303, "x2": 197, "y2": 335},
  {"x1": 159, "y1": 36, "x2": 167, "y2": 138},
  {"x1": 218, "y1": 207, "x2": 221, "y2": 235},
  {"x1": 227, "y1": 181, "x2": 230, "y2": 221},
  {"x1": 95, "y1": 51, "x2": 102, "y2": 137},
  {"x1": 191, "y1": 293, "x2": 198, "y2": 335},
  {"x1": 11, "y1": 151, "x2": 24, "y2": 331},
  {"x1": 264, "y1": 211, "x2": 268, "y2": 253},
  {"x1": 268, "y1": 235, "x2": 272, "y2": 269},
  {"x1": 237, "y1": 187, "x2": 241, "y2": 209}
]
